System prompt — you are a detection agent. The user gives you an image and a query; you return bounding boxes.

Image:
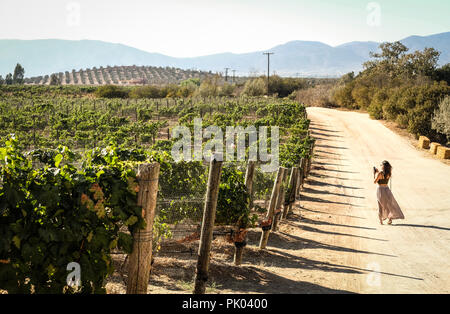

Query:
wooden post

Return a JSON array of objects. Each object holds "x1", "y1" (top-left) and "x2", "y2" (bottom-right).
[
  {"x1": 282, "y1": 167, "x2": 298, "y2": 219},
  {"x1": 297, "y1": 158, "x2": 304, "y2": 195},
  {"x1": 302, "y1": 157, "x2": 308, "y2": 181},
  {"x1": 244, "y1": 161, "x2": 256, "y2": 210},
  {"x1": 194, "y1": 157, "x2": 223, "y2": 294},
  {"x1": 272, "y1": 169, "x2": 288, "y2": 232},
  {"x1": 308, "y1": 142, "x2": 315, "y2": 176},
  {"x1": 233, "y1": 161, "x2": 256, "y2": 266},
  {"x1": 126, "y1": 163, "x2": 160, "y2": 294},
  {"x1": 259, "y1": 167, "x2": 285, "y2": 249}
]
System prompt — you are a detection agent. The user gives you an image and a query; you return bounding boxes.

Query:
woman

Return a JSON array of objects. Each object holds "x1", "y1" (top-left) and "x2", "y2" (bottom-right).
[{"x1": 374, "y1": 161, "x2": 405, "y2": 225}]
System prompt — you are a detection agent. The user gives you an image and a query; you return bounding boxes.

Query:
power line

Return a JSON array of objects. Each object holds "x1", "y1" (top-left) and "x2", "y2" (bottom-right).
[{"x1": 263, "y1": 52, "x2": 274, "y2": 95}]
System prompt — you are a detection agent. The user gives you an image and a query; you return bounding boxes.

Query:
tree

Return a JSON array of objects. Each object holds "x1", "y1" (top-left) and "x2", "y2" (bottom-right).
[
  {"x1": 13, "y1": 63, "x2": 25, "y2": 84},
  {"x1": 5, "y1": 73, "x2": 13, "y2": 85},
  {"x1": 432, "y1": 96, "x2": 450, "y2": 144},
  {"x1": 0, "y1": 75, "x2": 4, "y2": 85},
  {"x1": 364, "y1": 42, "x2": 409, "y2": 74},
  {"x1": 197, "y1": 77, "x2": 219, "y2": 97},
  {"x1": 435, "y1": 63, "x2": 450, "y2": 84},
  {"x1": 49, "y1": 74, "x2": 61, "y2": 85}
]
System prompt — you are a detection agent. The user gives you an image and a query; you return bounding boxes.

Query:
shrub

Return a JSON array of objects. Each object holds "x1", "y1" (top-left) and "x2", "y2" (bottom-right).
[
  {"x1": 333, "y1": 82, "x2": 356, "y2": 109},
  {"x1": 216, "y1": 165, "x2": 257, "y2": 228},
  {"x1": 242, "y1": 78, "x2": 266, "y2": 97},
  {"x1": 129, "y1": 85, "x2": 161, "y2": 99},
  {"x1": 95, "y1": 85, "x2": 129, "y2": 98},
  {"x1": 432, "y1": 96, "x2": 450, "y2": 144}
]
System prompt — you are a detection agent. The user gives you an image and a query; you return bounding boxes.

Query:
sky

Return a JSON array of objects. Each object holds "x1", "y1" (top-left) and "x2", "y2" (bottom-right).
[{"x1": 0, "y1": 0, "x2": 449, "y2": 57}]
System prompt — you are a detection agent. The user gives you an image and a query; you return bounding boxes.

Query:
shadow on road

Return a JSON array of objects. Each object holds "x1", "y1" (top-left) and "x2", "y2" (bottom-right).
[
  {"x1": 394, "y1": 224, "x2": 450, "y2": 232},
  {"x1": 316, "y1": 144, "x2": 349, "y2": 150},
  {"x1": 306, "y1": 179, "x2": 363, "y2": 190}
]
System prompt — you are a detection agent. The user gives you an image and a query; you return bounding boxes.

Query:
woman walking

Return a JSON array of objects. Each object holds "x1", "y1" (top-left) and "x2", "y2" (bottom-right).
[{"x1": 374, "y1": 161, "x2": 405, "y2": 225}]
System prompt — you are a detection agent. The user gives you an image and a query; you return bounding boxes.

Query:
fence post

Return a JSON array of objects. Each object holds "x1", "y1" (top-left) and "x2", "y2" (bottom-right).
[
  {"x1": 272, "y1": 169, "x2": 288, "y2": 232},
  {"x1": 245, "y1": 161, "x2": 256, "y2": 210},
  {"x1": 297, "y1": 158, "x2": 304, "y2": 196},
  {"x1": 259, "y1": 167, "x2": 286, "y2": 249},
  {"x1": 282, "y1": 167, "x2": 298, "y2": 219},
  {"x1": 307, "y1": 142, "x2": 315, "y2": 176},
  {"x1": 194, "y1": 157, "x2": 223, "y2": 294},
  {"x1": 126, "y1": 163, "x2": 160, "y2": 294},
  {"x1": 233, "y1": 161, "x2": 256, "y2": 266}
]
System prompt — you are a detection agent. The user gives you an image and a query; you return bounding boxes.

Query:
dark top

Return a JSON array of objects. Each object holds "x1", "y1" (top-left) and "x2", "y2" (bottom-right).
[{"x1": 377, "y1": 172, "x2": 390, "y2": 185}]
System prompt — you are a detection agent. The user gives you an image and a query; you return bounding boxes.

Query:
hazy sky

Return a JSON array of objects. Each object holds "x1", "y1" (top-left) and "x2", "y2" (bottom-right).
[{"x1": 1, "y1": 0, "x2": 449, "y2": 57}]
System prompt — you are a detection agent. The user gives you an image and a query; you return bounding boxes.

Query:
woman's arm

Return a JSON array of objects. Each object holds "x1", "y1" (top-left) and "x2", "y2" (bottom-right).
[{"x1": 374, "y1": 172, "x2": 382, "y2": 184}]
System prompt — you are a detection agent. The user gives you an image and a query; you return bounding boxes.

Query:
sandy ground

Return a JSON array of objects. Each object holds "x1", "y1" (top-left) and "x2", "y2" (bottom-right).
[
  {"x1": 106, "y1": 107, "x2": 450, "y2": 294},
  {"x1": 302, "y1": 107, "x2": 450, "y2": 293}
]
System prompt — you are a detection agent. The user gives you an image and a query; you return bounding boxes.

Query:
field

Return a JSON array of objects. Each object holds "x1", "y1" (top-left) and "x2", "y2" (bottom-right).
[
  {"x1": 24, "y1": 65, "x2": 216, "y2": 86},
  {"x1": 0, "y1": 86, "x2": 314, "y2": 294}
]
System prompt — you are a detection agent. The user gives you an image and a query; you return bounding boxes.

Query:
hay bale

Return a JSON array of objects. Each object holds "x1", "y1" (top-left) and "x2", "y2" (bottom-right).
[
  {"x1": 430, "y1": 143, "x2": 442, "y2": 155},
  {"x1": 418, "y1": 136, "x2": 430, "y2": 149},
  {"x1": 436, "y1": 146, "x2": 450, "y2": 160}
]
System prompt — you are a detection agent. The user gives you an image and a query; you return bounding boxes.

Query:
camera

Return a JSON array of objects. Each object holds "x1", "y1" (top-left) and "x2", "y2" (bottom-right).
[{"x1": 373, "y1": 166, "x2": 378, "y2": 174}]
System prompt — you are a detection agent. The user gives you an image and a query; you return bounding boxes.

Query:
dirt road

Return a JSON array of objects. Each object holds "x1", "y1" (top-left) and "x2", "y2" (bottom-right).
[{"x1": 300, "y1": 107, "x2": 450, "y2": 293}]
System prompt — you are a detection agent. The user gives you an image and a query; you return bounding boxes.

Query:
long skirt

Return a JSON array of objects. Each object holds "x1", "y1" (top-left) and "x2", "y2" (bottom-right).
[{"x1": 376, "y1": 186, "x2": 405, "y2": 220}]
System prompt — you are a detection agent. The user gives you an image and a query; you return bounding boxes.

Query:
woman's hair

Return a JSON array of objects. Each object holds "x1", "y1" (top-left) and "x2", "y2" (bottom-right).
[{"x1": 382, "y1": 160, "x2": 392, "y2": 177}]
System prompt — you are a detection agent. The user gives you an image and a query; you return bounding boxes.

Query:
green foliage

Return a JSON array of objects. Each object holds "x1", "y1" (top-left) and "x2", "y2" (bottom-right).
[
  {"x1": 268, "y1": 75, "x2": 305, "y2": 98},
  {"x1": 333, "y1": 82, "x2": 357, "y2": 109},
  {"x1": 432, "y1": 96, "x2": 450, "y2": 143},
  {"x1": 5, "y1": 73, "x2": 13, "y2": 85},
  {"x1": 219, "y1": 83, "x2": 236, "y2": 97},
  {"x1": 0, "y1": 136, "x2": 144, "y2": 293},
  {"x1": 129, "y1": 85, "x2": 161, "y2": 99},
  {"x1": 216, "y1": 165, "x2": 257, "y2": 228},
  {"x1": 333, "y1": 41, "x2": 450, "y2": 141},
  {"x1": 197, "y1": 77, "x2": 219, "y2": 97},
  {"x1": 95, "y1": 85, "x2": 129, "y2": 98},
  {"x1": 242, "y1": 78, "x2": 266, "y2": 97},
  {"x1": 13, "y1": 64, "x2": 25, "y2": 85},
  {"x1": 435, "y1": 63, "x2": 450, "y2": 85},
  {"x1": 49, "y1": 74, "x2": 61, "y2": 86}
]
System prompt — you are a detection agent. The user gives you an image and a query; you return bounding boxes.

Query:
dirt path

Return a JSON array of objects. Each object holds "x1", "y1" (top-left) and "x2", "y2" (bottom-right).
[
  {"x1": 107, "y1": 107, "x2": 449, "y2": 294},
  {"x1": 300, "y1": 107, "x2": 450, "y2": 293}
]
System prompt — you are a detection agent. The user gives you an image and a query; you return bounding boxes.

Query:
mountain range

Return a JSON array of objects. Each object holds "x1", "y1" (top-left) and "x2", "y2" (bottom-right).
[{"x1": 1, "y1": 32, "x2": 449, "y2": 78}]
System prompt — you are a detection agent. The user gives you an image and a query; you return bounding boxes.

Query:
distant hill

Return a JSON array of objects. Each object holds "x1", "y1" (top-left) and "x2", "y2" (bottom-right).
[
  {"x1": 24, "y1": 65, "x2": 214, "y2": 86},
  {"x1": 1, "y1": 32, "x2": 449, "y2": 78}
]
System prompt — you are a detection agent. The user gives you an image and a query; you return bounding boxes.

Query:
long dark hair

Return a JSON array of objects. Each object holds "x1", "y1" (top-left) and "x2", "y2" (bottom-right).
[{"x1": 382, "y1": 160, "x2": 392, "y2": 178}]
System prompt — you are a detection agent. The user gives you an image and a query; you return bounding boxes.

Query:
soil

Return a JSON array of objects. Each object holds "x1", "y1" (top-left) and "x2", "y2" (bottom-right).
[{"x1": 106, "y1": 107, "x2": 450, "y2": 294}]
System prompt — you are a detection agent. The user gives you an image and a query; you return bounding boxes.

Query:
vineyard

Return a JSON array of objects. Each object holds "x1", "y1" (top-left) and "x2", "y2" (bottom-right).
[
  {"x1": 0, "y1": 87, "x2": 314, "y2": 294},
  {"x1": 23, "y1": 65, "x2": 216, "y2": 86}
]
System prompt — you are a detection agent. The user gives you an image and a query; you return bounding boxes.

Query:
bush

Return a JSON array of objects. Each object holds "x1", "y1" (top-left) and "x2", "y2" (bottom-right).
[
  {"x1": 242, "y1": 78, "x2": 266, "y2": 97},
  {"x1": 368, "y1": 89, "x2": 388, "y2": 119},
  {"x1": 432, "y1": 96, "x2": 450, "y2": 144},
  {"x1": 0, "y1": 139, "x2": 144, "y2": 293},
  {"x1": 216, "y1": 165, "x2": 257, "y2": 228},
  {"x1": 95, "y1": 85, "x2": 129, "y2": 98},
  {"x1": 333, "y1": 83, "x2": 356, "y2": 109},
  {"x1": 351, "y1": 85, "x2": 371, "y2": 109},
  {"x1": 129, "y1": 85, "x2": 161, "y2": 99}
]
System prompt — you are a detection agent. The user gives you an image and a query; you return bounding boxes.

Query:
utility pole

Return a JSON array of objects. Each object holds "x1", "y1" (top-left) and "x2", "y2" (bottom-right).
[
  {"x1": 263, "y1": 52, "x2": 274, "y2": 95},
  {"x1": 224, "y1": 67, "x2": 230, "y2": 82},
  {"x1": 232, "y1": 70, "x2": 236, "y2": 83}
]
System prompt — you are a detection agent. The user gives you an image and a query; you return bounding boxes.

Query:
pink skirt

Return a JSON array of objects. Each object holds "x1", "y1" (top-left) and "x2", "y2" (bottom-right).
[{"x1": 376, "y1": 186, "x2": 405, "y2": 220}]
